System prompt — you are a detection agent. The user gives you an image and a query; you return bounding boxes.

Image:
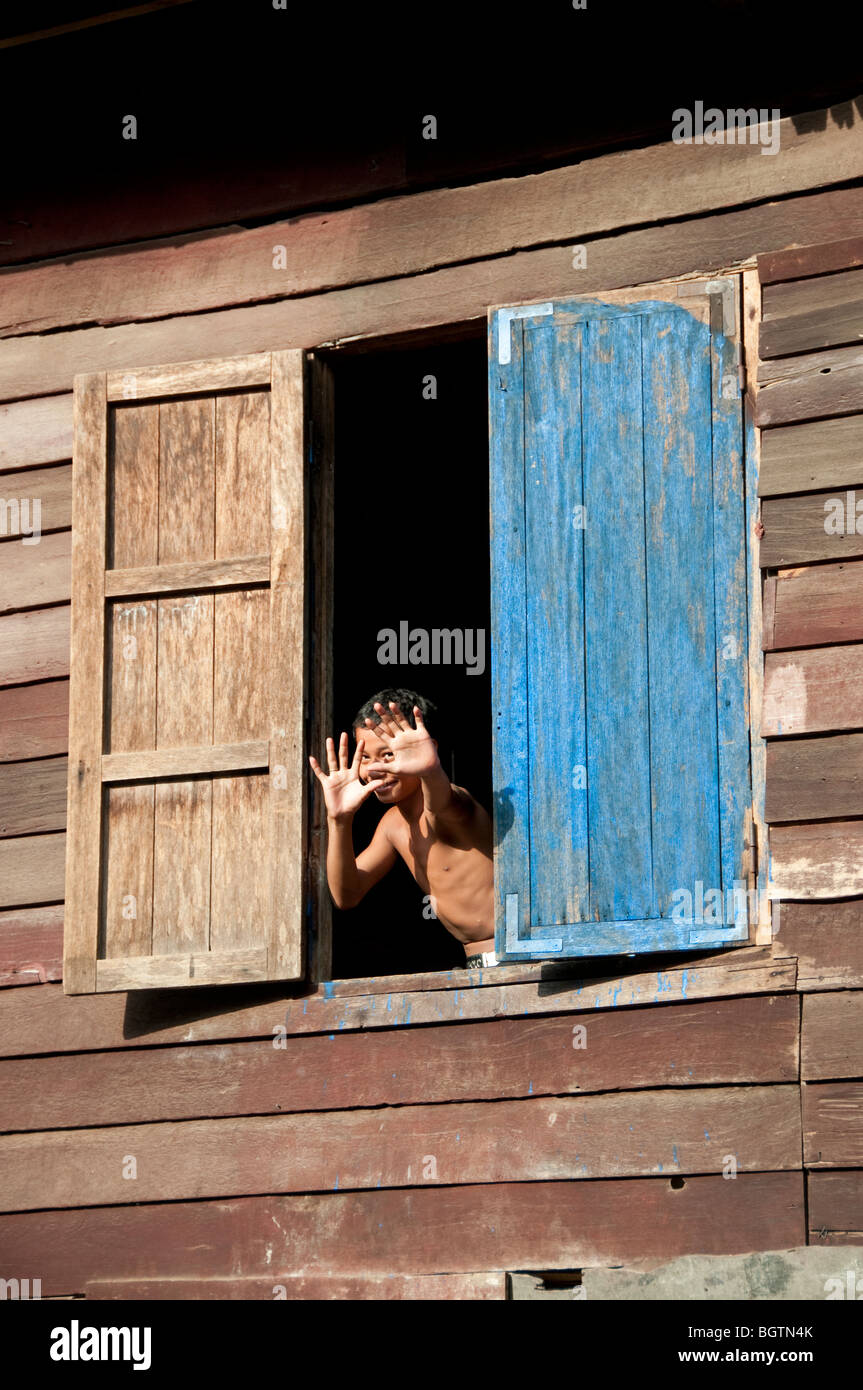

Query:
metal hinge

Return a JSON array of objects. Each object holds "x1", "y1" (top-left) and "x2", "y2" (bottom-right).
[
  {"x1": 504, "y1": 893, "x2": 563, "y2": 955},
  {"x1": 496, "y1": 304, "x2": 554, "y2": 365}
]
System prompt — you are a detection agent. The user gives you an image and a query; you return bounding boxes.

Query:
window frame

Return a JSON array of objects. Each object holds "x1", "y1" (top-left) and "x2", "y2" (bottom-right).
[{"x1": 306, "y1": 271, "x2": 770, "y2": 993}]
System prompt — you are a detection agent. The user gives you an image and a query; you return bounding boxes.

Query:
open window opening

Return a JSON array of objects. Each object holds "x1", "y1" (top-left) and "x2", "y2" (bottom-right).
[{"x1": 326, "y1": 331, "x2": 492, "y2": 979}]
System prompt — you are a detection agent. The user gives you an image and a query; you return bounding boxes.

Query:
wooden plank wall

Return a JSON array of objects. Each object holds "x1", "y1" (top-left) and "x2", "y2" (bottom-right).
[
  {"x1": 756, "y1": 238, "x2": 863, "y2": 1251},
  {"x1": 2, "y1": 126, "x2": 863, "y2": 1292}
]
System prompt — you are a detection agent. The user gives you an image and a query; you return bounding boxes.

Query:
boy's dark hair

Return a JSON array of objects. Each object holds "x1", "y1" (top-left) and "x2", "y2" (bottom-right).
[{"x1": 352, "y1": 688, "x2": 437, "y2": 733}]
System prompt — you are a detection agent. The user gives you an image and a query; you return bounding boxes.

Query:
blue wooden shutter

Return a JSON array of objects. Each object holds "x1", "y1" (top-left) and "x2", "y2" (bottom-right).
[{"x1": 489, "y1": 291, "x2": 751, "y2": 961}]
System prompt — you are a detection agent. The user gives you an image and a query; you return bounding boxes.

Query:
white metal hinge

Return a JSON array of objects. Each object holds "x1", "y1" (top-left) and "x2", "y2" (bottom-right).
[
  {"x1": 496, "y1": 304, "x2": 554, "y2": 365},
  {"x1": 504, "y1": 893, "x2": 563, "y2": 954}
]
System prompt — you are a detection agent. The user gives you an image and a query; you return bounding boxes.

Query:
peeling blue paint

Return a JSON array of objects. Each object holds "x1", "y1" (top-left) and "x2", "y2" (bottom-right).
[
  {"x1": 672, "y1": 1144, "x2": 680, "y2": 1167},
  {"x1": 334, "y1": 1175, "x2": 339, "y2": 1190},
  {"x1": 681, "y1": 969, "x2": 689, "y2": 998},
  {"x1": 324, "y1": 980, "x2": 335, "y2": 1000},
  {"x1": 704, "y1": 1131, "x2": 710, "y2": 1141},
  {"x1": 658, "y1": 1163, "x2": 663, "y2": 1173},
  {"x1": 528, "y1": 1080, "x2": 534, "y2": 1095}
]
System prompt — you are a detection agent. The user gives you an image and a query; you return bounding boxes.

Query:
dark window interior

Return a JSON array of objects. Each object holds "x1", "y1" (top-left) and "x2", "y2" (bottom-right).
[{"x1": 330, "y1": 334, "x2": 492, "y2": 978}]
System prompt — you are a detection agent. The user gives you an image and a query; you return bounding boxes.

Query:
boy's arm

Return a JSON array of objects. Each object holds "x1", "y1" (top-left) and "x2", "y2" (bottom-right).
[
  {"x1": 309, "y1": 732, "x2": 397, "y2": 908},
  {"x1": 326, "y1": 813, "x2": 397, "y2": 909}
]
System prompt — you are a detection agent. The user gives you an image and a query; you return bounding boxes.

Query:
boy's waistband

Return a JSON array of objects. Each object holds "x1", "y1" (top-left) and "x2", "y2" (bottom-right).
[{"x1": 465, "y1": 950, "x2": 497, "y2": 970}]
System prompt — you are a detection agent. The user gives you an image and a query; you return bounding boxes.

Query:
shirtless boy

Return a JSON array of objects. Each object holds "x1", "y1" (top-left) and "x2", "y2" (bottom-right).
[{"x1": 308, "y1": 689, "x2": 496, "y2": 967}]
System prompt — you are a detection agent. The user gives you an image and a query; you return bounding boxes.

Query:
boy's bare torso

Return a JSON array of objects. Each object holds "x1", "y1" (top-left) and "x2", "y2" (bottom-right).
[{"x1": 381, "y1": 786, "x2": 495, "y2": 952}]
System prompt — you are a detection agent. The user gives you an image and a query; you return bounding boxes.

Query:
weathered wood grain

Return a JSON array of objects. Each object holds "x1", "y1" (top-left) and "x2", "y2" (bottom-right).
[
  {"x1": 96, "y1": 948, "x2": 269, "y2": 992},
  {"x1": 307, "y1": 356, "x2": 335, "y2": 983},
  {"x1": 769, "y1": 820, "x2": 863, "y2": 898},
  {"x1": 0, "y1": 463, "x2": 72, "y2": 533},
  {"x1": 105, "y1": 556, "x2": 270, "y2": 598},
  {"x1": 759, "y1": 415, "x2": 863, "y2": 498},
  {"x1": 0, "y1": 530, "x2": 71, "y2": 612},
  {"x1": 763, "y1": 646, "x2": 863, "y2": 735},
  {"x1": 63, "y1": 374, "x2": 106, "y2": 994},
  {"x1": 0, "y1": 904, "x2": 64, "y2": 987},
  {"x1": 0, "y1": 395, "x2": 73, "y2": 468},
  {"x1": 0, "y1": 1172, "x2": 806, "y2": 1289},
  {"x1": 0, "y1": 606, "x2": 70, "y2": 686},
  {"x1": 766, "y1": 734, "x2": 863, "y2": 822},
  {"x1": 760, "y1": 490, "x2": 863, "y2": 566},
  {"x1": 760, "y1": 268, "x2": 863, "y2": 358},
  {"x1": 756, "y1": 343, "x2": 863, "y2": 427},
  {"x1": 802, "y1": 992, "x2": 863, "y2": 1080},
  {"x1": 758, "y1": 236, "x2": 863, "y2": 286},
  {"x1": 106, "y1": 354, "x2": 271, "y2": 400},
  {"x1": 809, "y1": 1171, "x2": 863, "y2": 1241},
  {"x1": 102, "y1": 741, "x2": 268, "y2": 781},
  {"x1": 84, "y1": 1273, "x2": 507, "y2": 1300},
  {"x1": 0, "y1": 994, "x2": 799, "y2": 1132},
  {"x1": 0, "y1": 832, "x2": 66, "y2": 908},
  {"x1": 0, "y1": 679, "x2": 69, "y2": 761},
  {"x1": 803, "y1": 1082, "x2": 863, "y2": 1167},
  {"x1": 0, "y1": 947, "x2": 796, "y2": 1058},
  {"x1": 5, "y1": 184, "x2": 863, "y2": 402},
  {"x1": 774, "y1": 900, "x2": 863, "y2": 990},
  {"x1": 764, "y1": 560, "x2": 863, "y2": 649},
  {"x1": 0, "y1": 756, "x2": 67, "y2": 836},
  {"x1": 268, "y1": 351, "x2": 305, "y2": 980},
  {"x1": 108, "y1": 402, "x2": 158, "y2": 568},
  {"x1": 0, "y1": 1085, "x2": 800, "y2": 1212},
  {"x1": 2, "y1": 103, "x2": 858, "y2": 339}
]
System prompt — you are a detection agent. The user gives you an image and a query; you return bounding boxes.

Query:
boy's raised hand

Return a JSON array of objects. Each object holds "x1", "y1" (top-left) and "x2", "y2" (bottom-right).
[
  {"x1": 363, "y1": 702, "x2": 440, "y2": 780},
  {"x1": 309, "y1": 733, "x2": 380, "y2": 821}
]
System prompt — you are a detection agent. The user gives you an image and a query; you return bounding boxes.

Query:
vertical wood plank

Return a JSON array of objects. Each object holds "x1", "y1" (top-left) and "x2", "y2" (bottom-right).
[
  {"x1": 743, "y1": 269, "x2": 771, "y2": 942},
  {"x1": 643, "y1": 307, "x2": 720, "y2": 917},
  {"x1": 157, "y1": 594, "x2": 214, "y2": 747},
  {"x1": 215, "y1": 391, "x2": 270, "y2": 556},
  {"x1": 268, "y1": 351, "x2": 306, "y2": 979},
  {"x1": 157, "y1": 398, "x2": 215, "y2": 563},
  {"x1": 210, "y1": 773, "x2": 270, "y2": 951},
  {"x1": 488, "y1": 316, "x2": 531, "y2": 951},
  {"x1": 710, "y1": 286, "x2": 752, "y2": 925},
  {"x1": 101, "y1": 785, "x2": 154, "y2": 959},
  {"x1": 64, "y1": 373, "x2": 107, "y2": 994},
  {"x1": 107, "y1": 404, "x2": 159, "y2": 569},
  {"x1": 583, "y1": 314, "x2": 652, "y2": 921},
  {"x1": 307, "y1": 356, "x2": 335, "y2": 983},
  {"x1": 152, "y1": 778, "x2": 211, "y2": 955},
  {"x1": 523, "y1": 321, "x2": 588, "y2": 925}
]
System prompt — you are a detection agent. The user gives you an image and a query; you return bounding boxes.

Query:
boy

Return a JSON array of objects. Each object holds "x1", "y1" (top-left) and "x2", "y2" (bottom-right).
[{"x1": 308, "y1": 689, "x2": 496, "y2": 967}]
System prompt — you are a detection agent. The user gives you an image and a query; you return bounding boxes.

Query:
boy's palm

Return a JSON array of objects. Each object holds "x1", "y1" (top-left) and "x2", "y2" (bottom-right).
[
  {"x1": 363, "y1": 702, "x2": 439, "y2": 778},
  {"x1": 308, "y1": 733, "x2": 378, "y2": 820}
]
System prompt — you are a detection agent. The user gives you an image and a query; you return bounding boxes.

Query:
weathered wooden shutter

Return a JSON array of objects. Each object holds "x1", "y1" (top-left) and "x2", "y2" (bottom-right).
[
  {"x1": 489, "y1": 287, "x2": 752, "y2": 961},
  {"x1": 64, "y1": 352, "x2": 307, "y2": 993}
]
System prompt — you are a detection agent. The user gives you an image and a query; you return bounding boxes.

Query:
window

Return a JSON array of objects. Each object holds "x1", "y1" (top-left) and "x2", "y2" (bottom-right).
[{"x1": 63, "y1": 279, "x2": 757, "y2": 993}]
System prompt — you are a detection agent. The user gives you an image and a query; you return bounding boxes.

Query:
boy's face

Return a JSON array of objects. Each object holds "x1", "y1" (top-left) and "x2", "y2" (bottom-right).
[{"x1": 353, "y1": 724, "x2": 420, "y2": 804}]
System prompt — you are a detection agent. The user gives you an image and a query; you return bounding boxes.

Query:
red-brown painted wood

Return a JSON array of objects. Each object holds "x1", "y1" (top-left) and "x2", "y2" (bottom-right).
[
  {"x1": 809, "y1": 1170, "x2": 863, "y2": 1241},
  {"x1": 765, "y1": 561, "x2": 863, "y2": 649},
  {"x1": 83, "y1": 1272, "x2": 507, "y2": 1300},
  {"x1": 765, "y1": 734, "x2": 863, "y2": 822},
  {"x1": 758, "y1": 236, "x2": 863, "y2": 286},
  {"x1": 803, "y1": 1082, "x2": 863, "y2": 1166},
  {"x1": 0, "y1": 994, "x2": 799, "y2": 1132},
  {"x1": 0, "y1": 905, "x2": 63, "y2": 987},
  {"x1": 763, "y1": 646, "x2": 863, "y2": 736},
  {"x1": 775, "y1": 900, "x2": 863, "y2": 990},
  {"x1": 0, "y1": 680, "x2": 69, "y2": 762},
  {"x1": 802, "y1": 992, "x2": 863, "y2": 1079},
  {"x1": 0, "y1": 1172, "x2": 806, "y2": 1290}
]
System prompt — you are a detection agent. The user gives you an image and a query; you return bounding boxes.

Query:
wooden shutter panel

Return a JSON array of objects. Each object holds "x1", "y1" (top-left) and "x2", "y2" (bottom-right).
[
  {"x1": 64, "y1": 351, "x2": 307, "y2": 993},
  {"x1": 489, "y1": 289, "x2": 752, "y2": 962}
]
